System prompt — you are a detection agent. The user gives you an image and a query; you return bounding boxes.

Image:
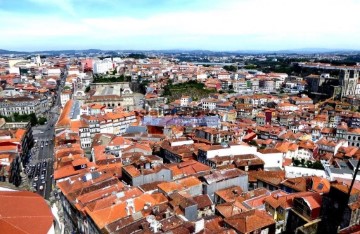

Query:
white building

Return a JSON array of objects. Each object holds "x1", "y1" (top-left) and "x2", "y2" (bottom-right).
[
  {"x1": 218, "y1": 72, "x2": 231, "y2": 80},
  {"x1": 93, "y1": 61, "x2": 113, "y2": 74},
  {"x1": 201, "y1": 99, "x2": 218, "y2": 111},
  {"x1": 60, "y1": 90, "x2": 72, "y2": 107},
  {"x1": 8, "y1": 67, "x2": 20, "y2": 74},
  {"x1": 256, "y1": 150, "x2": 283, "y2": 169},
  {"x1": 46, "y1": 68, "x2": 61, "y2": 75},
  {"x1": 180, "y1": 96, "x2": 191, "y2": 107}
]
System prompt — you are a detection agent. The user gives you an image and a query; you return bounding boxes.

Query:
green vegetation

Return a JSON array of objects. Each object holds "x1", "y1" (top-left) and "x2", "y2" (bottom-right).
[
  {"x1": 161, "y1": 80, "x2": 216, "y2": 101},
  {"x1": 127, "y1": 53, "x2": 146, "y2": 59},
  {"x1": 13, "y1": 113, "x2": 37, "y2": 125},
  {"x1": 244, "y1": 64, "x2": 257, "y2": 69},
  {"x1": 0, "y1": 113, "x2": 47, "y2": 126},
  {"x1": 139, "y1": 80, "x2": 150, "y2": 94},
  {"x1": 63, "y1": 86, "x2": 71, "y2": 90},
  {"x1": 93, "y1": 74, "x2": 131, "y2": 83},
  {"x1": 249, "y1": 140, "x2": 259, "y2": 147},
  {"x1": 84, "y1": 86, "x2": 90, "y2": 93},
  {"x1": 223, "y1": 65, "x2": 237, "y2": 72},
  {"x1": 38, "y1": 117, "x2": 47, "y2": 125},
  {"x1": 0, "y1": 115, "x2": 12, "y2": 122},
  {"x1": 292, "y1": 158, "x2": 324, "y2": 170}
]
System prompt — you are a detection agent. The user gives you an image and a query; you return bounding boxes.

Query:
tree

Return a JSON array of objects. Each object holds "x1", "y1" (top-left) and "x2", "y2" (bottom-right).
[
  {"x1": 85, "y1": 86, "x2": 90, "y2": 93},
  {"x1": 312, "y1": 161, "x2": 324, "y2": 170},
  {"x1": 293, "y1": 158, "x2": 300, "y2": 166},
  {"x1": 38, "y1": 117, "x2": 47, "y2": 125},
  {"x1": 306, "y1": 160, "x2": 313, "y2": 168},
  {"x1": 127, "y1": 53, "x2": 146, "y2": 59},
  {"x1": 29, "y1": 113, "x2": 38, "y2": 126},
  {"x1": 223, "y1": 65, "x2": 237, "y2": 72},
  {"x1": 249, "y1": 140, "x2": 259, "y2": 147}
]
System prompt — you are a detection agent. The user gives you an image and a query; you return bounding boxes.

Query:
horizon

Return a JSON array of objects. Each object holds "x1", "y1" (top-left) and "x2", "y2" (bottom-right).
[
  {"x1": 1, "y1": 0, "x2": 360, "y2": 51},
  {"x1": 1, "y1": 47, "x2": 360, "y2": 53}
]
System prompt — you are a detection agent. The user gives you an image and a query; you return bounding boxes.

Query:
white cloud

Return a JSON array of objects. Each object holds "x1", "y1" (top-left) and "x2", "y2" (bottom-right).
[
  {"x1": 2, "y1": 0, "x2": 360, "y2": 50},
  {"x1": 28, "y1": 0, "x2": 75, "y2": 15}
]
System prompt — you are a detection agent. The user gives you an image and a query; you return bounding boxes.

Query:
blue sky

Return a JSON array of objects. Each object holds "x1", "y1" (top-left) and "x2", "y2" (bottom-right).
[{"x1": 1, "y1": 0, "x2": 360, "y2": 51}]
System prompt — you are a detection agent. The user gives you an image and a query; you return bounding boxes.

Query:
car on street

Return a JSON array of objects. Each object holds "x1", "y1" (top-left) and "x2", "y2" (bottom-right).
[
  {"x1": 32, "y1": 182, "x2": 37, "y2": 188},
  {"x1": 39, "y1": 185, "x2": 44, "y2": 190},
  {"x1": 41, "y1": 180, "x2": 45, "y2": 184},
  {"x1": 40, "y1": 175, "x2": 45, "y2": 180},
  {"x1": 34, "y1": 176, "x2": 39, "y2": 181}
]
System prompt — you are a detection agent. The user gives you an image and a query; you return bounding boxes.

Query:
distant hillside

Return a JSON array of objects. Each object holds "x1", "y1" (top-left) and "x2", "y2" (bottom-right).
[
  {"x1": 1, "y1": 48, "x2": 359, "y2": 55},
  {"x1": 0, "y1": 49, "x2": 29, "y2": 55}
]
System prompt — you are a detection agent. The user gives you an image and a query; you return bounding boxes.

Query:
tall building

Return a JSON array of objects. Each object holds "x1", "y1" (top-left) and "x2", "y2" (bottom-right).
[{"x1": 340, "y1": 69, "x2": 360, "y2": 97}]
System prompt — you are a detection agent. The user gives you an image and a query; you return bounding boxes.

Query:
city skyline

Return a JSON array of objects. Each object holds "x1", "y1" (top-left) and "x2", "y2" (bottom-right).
[{"x1": 1, "y1": 0, "x2": 360, "y2": 51}]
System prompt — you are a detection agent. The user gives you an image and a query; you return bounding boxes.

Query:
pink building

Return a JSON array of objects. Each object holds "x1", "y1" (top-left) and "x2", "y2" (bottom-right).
[{"x1": 81, "y1": 58, "x2": 93, "y2": 72}]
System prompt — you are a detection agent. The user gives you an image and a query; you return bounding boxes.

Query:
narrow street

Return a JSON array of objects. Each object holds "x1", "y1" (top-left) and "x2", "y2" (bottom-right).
[{"x1": 25, "y1": 73, "x2": 64, "y2": 200}]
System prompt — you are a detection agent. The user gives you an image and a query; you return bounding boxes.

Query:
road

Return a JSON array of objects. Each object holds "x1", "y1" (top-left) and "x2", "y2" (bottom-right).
[{"x1": 25, "y1": 72, "x2": 65, "y2": 199}]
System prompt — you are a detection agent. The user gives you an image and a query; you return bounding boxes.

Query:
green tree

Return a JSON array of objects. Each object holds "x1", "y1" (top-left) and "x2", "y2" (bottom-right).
[
  {"x1": 0, "y1": 115, "x2": 12, "y2": 122},
  {"x1": 223, "y1": 65, "x2": 237, "y2": 72},
  {"x1": 85, "y1": 86, "x2": 90, "y2": 93},
  {"x1": 312, "y1": 161, "x2": 324, "y2": 170},
  {"x1": 300, "y1": 159, "x2": 305, "y2": 167},
  {"x1": 249, "y1": 140, "x2": 259, "y2": 147},
  {"x1": 38, "y1": 117, "x2": 47, "y2": 125},
  {"x1": 306, "y1": 160, "x2": 313, "y2": 168},
  {"x1": 29, "y1": 113, "x2": 38, "y2": 126},
  {"x1": 127, "y1": 53, "x2": 146, "y2": 59},
  {"x1": 293, "y1": 158, "x2": 300, "y2": 166}
]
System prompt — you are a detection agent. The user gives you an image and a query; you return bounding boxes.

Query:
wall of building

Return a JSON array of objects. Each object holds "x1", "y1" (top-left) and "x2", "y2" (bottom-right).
[{"x1": 204, "y1": 175, "x2": 248, "y2": 201}]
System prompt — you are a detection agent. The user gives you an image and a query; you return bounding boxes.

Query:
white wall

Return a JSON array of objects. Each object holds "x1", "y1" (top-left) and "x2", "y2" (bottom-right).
[
  {"x1": 206, "y1": 144, "x2": 257, "y2": 159},
  {"x1": 170, "y1": 140, "x2": 194, "y2": 147},
  {"x1": 285, "y1": 166, "x2": 326, "y2": 178},
  {"x1": 255, "y1": 151, "x2": 283, "y2": 169},
  {"x1": 8, "y1": 67, "x2": 20, "y2": 74}
]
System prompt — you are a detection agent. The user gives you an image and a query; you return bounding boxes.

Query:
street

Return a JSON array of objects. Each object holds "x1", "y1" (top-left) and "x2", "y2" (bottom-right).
[{"x1": 25, "y1": 73, "x2": 64, "y2": 200}]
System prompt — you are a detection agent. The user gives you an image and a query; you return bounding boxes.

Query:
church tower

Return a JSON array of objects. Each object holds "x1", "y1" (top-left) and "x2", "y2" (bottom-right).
[{"x1": 339, "y1": 69, "x2": 359, "y2": 98}]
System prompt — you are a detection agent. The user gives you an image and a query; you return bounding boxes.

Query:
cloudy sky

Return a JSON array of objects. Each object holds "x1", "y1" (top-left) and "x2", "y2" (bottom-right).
[{"x1": 1, "y1": 0, "x2": 360, "y2": 51}]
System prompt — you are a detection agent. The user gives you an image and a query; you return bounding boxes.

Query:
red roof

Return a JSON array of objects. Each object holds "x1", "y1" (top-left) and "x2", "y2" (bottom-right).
[{"x1": 0, "y1": 191, "x2": 53, "y2": 234}]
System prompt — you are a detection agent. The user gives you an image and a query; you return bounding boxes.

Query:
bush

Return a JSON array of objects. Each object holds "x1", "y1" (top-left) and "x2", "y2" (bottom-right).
[{"x1": 38, "y1": 117, "x2": 47, "y2": 125}]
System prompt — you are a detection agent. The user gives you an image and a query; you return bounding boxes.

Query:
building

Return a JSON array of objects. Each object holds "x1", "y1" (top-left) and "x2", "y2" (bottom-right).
[
  {"x1": 87, "y1": 83, "x2": 135, "y2": 111},
  {"x1": 93, "y1": 61, "x2": 113, "y2": 74},
  {"x1": 0, "y1": 95, "x2": 50, "y2": 118},
  {"x1": 202, "y1": 168, "x2": 248, "y2": 201},
  {"x1": 0, "y1": 191, "x2": 55, "y2": 233},
  {"x1": 340, "y1": 69, "x2": 360, "y2": 97},
  {"x1": 224, "y1": 209, "x2": 276, "y2": 234},
  {"x1": 60, "y1": 90, "x2": 72, "y2": 107}
]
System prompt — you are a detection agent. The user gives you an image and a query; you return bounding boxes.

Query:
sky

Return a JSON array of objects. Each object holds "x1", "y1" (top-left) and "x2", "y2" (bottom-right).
[{"x1": 1, "y1": 0, "x2": 360, "y2": 51}]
